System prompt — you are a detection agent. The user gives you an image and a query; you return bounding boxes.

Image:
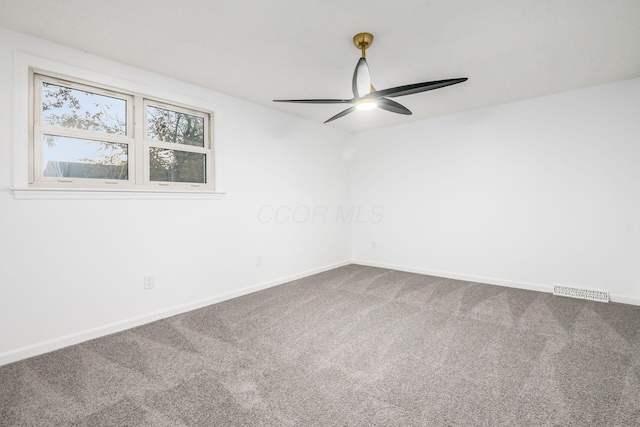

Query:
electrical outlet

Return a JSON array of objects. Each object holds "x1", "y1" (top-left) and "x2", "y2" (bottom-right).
[
  {"x1": 256, "y1": 256, "x2": 262, "y2": 267},
  {"x1": 371, "y1": 241, "x2": 377, "y2": 249},
  {"x1": 144, "y1": 275, "x2": 155, "y2": 290}
]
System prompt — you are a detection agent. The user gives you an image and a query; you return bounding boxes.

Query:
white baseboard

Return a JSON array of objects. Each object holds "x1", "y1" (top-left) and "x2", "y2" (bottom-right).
[
  {"x1": 0, "y1": 260, "x2": 350, "y2": 367},
  {"x1": 351, "y1": 259, "x2": 640, "y2": 307},
  {"x1": 607, "y1": 293, "x2": 640, "y2": 306}
]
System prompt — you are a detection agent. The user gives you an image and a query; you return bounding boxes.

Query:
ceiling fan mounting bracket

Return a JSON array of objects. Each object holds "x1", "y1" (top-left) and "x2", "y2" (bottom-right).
[{"x1": 353, "y1": 32, "x2": 374, "y2": 58}]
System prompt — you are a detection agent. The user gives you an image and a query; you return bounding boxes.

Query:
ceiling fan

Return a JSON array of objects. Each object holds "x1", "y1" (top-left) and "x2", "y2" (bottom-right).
[{"x1": 274, "y1": 33, "x2": 468, "y2": 123}]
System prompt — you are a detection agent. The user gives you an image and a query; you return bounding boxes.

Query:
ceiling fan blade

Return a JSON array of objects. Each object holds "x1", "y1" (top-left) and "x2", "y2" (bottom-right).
[
  {"x1": 324, "y1": 106, "x2": 356, "y2": 123},
  {"x1": 352, "y1": 58, "x2": 372, "y2": 98},
  {"x1": 370, "y1": 78, "x2": 468, "y2": 99},
  {"x1": 273, "y1": 99, "x2": 352, "y2": 104},
  {"x1": 377, "y1": 98, "x2": 412, "y2": 115}
]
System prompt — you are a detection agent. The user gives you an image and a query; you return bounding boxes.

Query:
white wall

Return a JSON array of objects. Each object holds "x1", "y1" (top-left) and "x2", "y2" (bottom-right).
[
  {"x1": 350, "y1": 77, "x2": 640, "y2": 303},
  {"x1": 0, "y1": 28, "x2": 351, "y2": 364}
]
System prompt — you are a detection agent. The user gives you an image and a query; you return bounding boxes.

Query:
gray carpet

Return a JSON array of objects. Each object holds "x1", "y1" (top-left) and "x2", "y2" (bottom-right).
[{"x1": 1, "y1": 265, "x2": 640, "y2": 426}]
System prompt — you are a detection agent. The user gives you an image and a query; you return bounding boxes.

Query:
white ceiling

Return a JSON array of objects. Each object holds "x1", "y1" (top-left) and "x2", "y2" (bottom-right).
[{"x1": 1, "y1": 0, "x2": 639, "y2": 133}]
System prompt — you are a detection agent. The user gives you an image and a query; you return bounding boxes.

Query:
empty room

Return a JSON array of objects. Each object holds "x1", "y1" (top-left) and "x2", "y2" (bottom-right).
[{"x1": 1, "y1": 1, "x2": 639, "y2": 425}]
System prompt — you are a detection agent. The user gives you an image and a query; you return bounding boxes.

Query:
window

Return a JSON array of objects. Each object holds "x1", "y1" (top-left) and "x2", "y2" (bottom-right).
[{"x1": 30, "y1": 72, "x2": 215, "y2": 193}]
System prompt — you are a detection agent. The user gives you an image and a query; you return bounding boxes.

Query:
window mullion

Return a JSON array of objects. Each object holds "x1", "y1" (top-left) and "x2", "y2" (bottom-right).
[{"x1": 133, "y1": 96, "x2": 145, "y2": 186}]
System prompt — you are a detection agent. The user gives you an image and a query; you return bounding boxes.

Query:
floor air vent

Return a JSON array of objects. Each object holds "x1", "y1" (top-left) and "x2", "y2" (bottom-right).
[{"x1": 553, "y1": 285, "x2": 609, "y2": 303}]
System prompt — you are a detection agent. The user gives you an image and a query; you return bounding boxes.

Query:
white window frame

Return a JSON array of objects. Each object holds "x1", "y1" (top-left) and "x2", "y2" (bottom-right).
[{"x1": 10, "y1": 52, "x2": 225, "y2": 200}]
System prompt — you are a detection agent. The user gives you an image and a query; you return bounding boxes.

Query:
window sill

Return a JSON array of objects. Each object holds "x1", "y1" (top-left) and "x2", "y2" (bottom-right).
[{"x1": 10, "y1": 187, "x2": 226, "y2": 200}]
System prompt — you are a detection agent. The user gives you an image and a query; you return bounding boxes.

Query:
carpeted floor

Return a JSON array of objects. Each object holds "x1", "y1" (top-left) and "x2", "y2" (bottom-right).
[{"x1": 1, "y1": 264, "x2": 640, "y2": 426}]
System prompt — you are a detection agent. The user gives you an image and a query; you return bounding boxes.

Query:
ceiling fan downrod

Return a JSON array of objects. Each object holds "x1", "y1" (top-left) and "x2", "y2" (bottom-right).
[{"x1": 353, "y1": 32, "x2": 373, "y2": 58}]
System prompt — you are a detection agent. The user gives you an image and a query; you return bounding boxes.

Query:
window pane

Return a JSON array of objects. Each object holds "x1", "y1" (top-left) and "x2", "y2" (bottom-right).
[
  {"x1": 149, "y1": 148, "x2": 206, "y2": 183},
  {"x1": 41, "y1": 82, "x2": 127, "y2": 135},
  {"x1": 147, "y1": 105, "x2": 205, "y2": 147},
  {"x1": 43, "y1": 135, "x2": 128, "y2": 180}
]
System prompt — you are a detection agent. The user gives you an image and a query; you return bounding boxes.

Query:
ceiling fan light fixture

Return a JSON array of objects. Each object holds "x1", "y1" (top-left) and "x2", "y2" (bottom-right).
[{"x1": 355, "y1": 98, "x2": 378, "y2": 111}]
